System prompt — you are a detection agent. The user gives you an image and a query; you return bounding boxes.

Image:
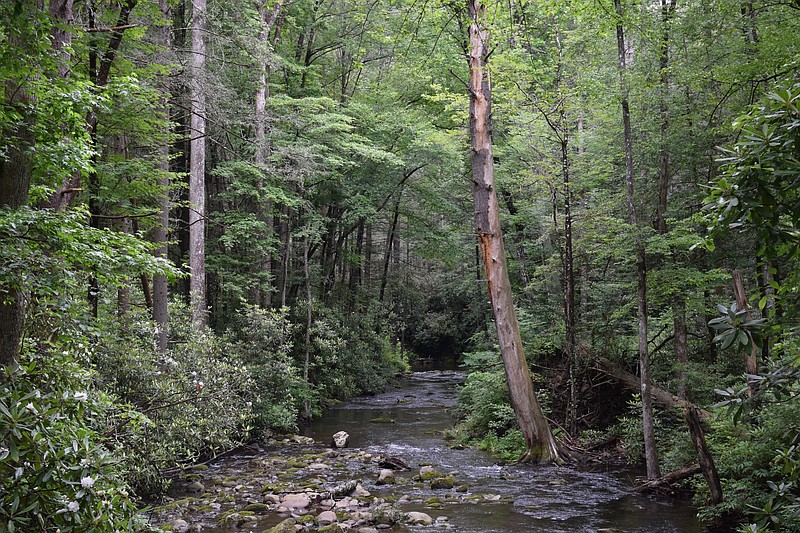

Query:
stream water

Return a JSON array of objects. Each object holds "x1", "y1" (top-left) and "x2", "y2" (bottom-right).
[
  {"x1": 304, "y1": 370, "x2": 703, "y2": 533},
  {"x1": 151, "y1": 370, "x2": 704, "y2": 532}
]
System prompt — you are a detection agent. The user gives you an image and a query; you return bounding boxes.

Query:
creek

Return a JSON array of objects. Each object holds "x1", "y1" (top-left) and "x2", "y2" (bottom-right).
[{"x1": 149, "y1": 370, "x2": 703, "y2": 532}]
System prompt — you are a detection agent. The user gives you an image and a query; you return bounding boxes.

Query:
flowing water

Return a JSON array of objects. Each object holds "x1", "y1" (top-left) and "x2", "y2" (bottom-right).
[
  {"x1": 152, "y1": 370, "x2": 703, "y2": 532},
  {"x1": 304, "y1": 370, "x2": 703, "y2": 533}
]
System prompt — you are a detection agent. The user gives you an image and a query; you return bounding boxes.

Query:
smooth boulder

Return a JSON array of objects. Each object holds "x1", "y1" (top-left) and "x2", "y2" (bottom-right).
[{"x1": 332, "y1": 430, "x2": 350, "y2": 448}]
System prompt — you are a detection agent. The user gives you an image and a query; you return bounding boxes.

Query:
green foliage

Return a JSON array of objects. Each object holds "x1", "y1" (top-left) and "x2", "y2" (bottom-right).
[
  {"x1": 224, "y1": 304, "x2": 301, "y2": 434},
  {"x1": 702, "y1": 398, "x2": 800, "y2": 532},
  {"x1": 0, "y1": 347, "x2": 136, "y2": 532},
  {"x1": 294, "y1": 303, "x2": 409, "y2": 414},
  {"x1": 0, "y1": 207, "x2": 175, "y2": 300},
  {"x1": 91, "y1": 303, "x2": 254, "y2": 496},
  {"x1": 454, "y1": 370, "x2": 517, "y2": 440},
  {"x1": 709, "y1": 302, "x2": 766, "y2": 354}
]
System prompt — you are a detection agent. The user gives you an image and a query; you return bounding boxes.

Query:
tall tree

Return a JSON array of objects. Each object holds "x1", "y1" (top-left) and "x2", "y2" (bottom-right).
[
  {"x1": 468, "y1": 0, "x2": 560, "y2": 463},
  {"x1": 190, "y1": 0, "x2": 207, "y2": 328},
  {"x1": 153, "y1": 0, "x2": 172, "y2": 352},
  {"x1": 614, "y1": 0, "x2": 659, "y2": 480}
]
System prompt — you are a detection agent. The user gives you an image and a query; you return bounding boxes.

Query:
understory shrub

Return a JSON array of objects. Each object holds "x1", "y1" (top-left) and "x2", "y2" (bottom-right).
[
  {"x1": 224, "y1": 304, "x2": 302, "y2": 435},
  {"x1": 92, "y1": 302, "x2": 254, "y2": 496},
  {"x1": 0, "y1": 345, "x2": 136, "y2": 532},
  {"x1": 290, "y1": 303, "x2": 409, "y2": 415}
]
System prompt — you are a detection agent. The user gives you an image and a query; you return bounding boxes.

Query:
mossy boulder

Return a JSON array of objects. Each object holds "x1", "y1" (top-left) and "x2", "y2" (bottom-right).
[
  {"x1": 243, "y1": 502, "x2": 271, "y2": 514},
  {"x1": 418, "y1": 470, "x2": 444, "y2": 481},
  {"x1": 430, "y1": 476, "x2": 456, "y2": 490},
  {"x1": 268, "y1": 518, "x2": 297, "y2": 533}
]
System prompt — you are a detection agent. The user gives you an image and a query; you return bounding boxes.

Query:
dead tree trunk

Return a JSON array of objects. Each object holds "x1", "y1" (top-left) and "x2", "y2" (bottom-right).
[
  {"x1": 685, "y1": 405, "x2": 724, "y2": 504},
  {"x1": 732, "y1": 269, "x2": 758, "y2": 395},
  {"x1": 468, "y1": 0, "x2": 559, "y2": 464}
]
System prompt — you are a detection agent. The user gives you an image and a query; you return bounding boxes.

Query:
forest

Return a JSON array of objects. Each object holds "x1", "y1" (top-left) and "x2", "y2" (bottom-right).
[{"x1": 1, "y1": 0, "x2": 799, "y2": 530}]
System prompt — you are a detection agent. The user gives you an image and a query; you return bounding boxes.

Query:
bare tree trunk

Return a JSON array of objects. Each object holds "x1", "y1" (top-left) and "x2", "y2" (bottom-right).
[
  {"x1": 468, "y1": 0, "x2": 559, "y2": 464},
  {"x1": 673, "y1": 295, "x2": 689, "y2": 399},
  {"x1": 685, "y1": 405, "x2": 723, "y2": 504},
  {"x1": 379, "y1": 193, "x2": 401, "y2": 303},
  {"x1": 189, "y1": 0, "x2": 207, "y2": 329},
  {"x1": 364, "y1": 222, "x2": 372, "y2": 288},
  {"x1": 151, "y1": 0, "x2": 172, "y2": 353},
  {"x1": 49, "y1": 0, "x2": 74, "y2": 78},
  {"x1": 254, "y1": 0, "x2": 283, "y2": 308},
  {"x1": 0, "y1": 73, "x2": 35, "y2": 367},
  {"x1": 732, "y1": 269, "x2": 758, "y2": 394},
  {"x1": 562, "y1": 134, "x2": 578, "y2": 436},
  {"x1": 614, "y1": 0, "x2": 660, "y2": 479},
  {"x1": 303, "y1": 233, "x2": 312, "y2": 419},
  {"x1": 655, "y1": 0, "x2": 676, "y2": 234}
]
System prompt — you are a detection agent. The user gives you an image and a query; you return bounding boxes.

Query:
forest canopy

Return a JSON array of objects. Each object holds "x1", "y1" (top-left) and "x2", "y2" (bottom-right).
[{"x1": 1, "y1": 0, "x2": 800, "y2": 530}]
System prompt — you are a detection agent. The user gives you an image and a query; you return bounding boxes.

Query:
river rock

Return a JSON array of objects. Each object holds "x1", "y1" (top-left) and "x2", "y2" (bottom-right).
[
  {"x1": 357, "y1": 528, "x2": 379, "y2": 533},
  {"x1": 308, "y1": 462, "x2": 330, "y2": 470},
  {"x1": 243, "y1": 502, "x2": 271, "y2": 514},
  {"x1": 169, "y1": 519, "x2": 190, "y2": 533},
  {"x1": 419, "y1": 465, "x2": 435, "y2": 477},
  {"x1": 406, "y1": 511, "x2": 433, "y2": 525},
  {"x1": 328, "y1": 479, "x2": 357, "y2": 498},
  {"x1": 378, "y1": 456, "x2": 410, "y2": 470},
  {"x1": 430, "y1": 476, "x2": 456, "y2": 489},
  {"x1": 281, "y1": 493, "x2": 311, "y2": 509},
  {"x1": 376, "y1": 469, "x2": 396, "y2": 485},
  {"x1": 186, "y1": 481, "x2": 205, "y2": 493},
  {"x1": 370, "y1": 503, "x2": 405, "y2": 525},
  {"x1": 355, "y1": 483, "x2": 371, "y2": 497},
  {"x1": 268, "y1": 518, "x2": 297, "y2": 533},
  {"x1": 317, "y1": 510, "x2": 338, "y2": 525},
  {"x1": 332, "y1": 431, "x2": 350, "y2": 448},
  {"x1": 263, "y1": 494, "x2": 281, "y2": 504}
]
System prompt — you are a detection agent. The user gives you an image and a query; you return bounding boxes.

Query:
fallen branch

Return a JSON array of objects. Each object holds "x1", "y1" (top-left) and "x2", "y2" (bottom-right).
[
  {"x1": 595, "y1": 357, "x2": 711, "y2": 418},
  {"x1": 635, "y1": 464, "x2": 701, "y2": 493}
]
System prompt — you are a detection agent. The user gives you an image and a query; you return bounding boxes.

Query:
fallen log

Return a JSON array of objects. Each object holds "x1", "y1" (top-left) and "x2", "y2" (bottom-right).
[
  {"x1": 595, "y1": 357, "x2": 711, "y2": 418},
  {"x1": 635, "y1": 464, "x2": 701, "y2": 493}
]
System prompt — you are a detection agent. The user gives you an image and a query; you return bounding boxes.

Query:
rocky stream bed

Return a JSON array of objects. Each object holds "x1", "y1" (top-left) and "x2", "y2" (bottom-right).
[{"x1": 145, "y1": 371, "x2": 703, "y2": 533}]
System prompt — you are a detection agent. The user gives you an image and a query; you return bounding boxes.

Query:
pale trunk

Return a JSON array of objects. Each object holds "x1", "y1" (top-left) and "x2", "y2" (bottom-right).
[
  {"x1": 732, "y1": 269, "x2": 758, "y2": 395},
  {"x1": 190, "y1": 0, "x2": 207, "y2": 329},
  {"x1": 153, "y1": 0, "x2": 171, "y2": 352},
  {"x1": 615, "y1": 0, "x2": 660, "y2": 479},
  {"x1": 254, "y1": 0, "x2": 282, "y2": 308},
  {"x1": 468, "y1": 0, "x2": 559, "y2": 464}
]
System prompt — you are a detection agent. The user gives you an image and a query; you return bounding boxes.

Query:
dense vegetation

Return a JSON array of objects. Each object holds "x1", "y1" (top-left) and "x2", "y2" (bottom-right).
[{"x1": 1, "y1": 0, "x2": 799, "y2": 530}]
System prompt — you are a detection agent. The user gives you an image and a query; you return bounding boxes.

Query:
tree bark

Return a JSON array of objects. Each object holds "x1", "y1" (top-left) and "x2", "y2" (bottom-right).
[
  {"x1": 561, "y1": 133, "x2": 578, "y2": 436},
  {"x1": 614, "y1": 0, "x2": 660, "y2": 479},
  {"x1": 0, "y1": 77, "x2": 35, "y2": 368},
  {"x1": 379, "y1": 193, "x2": 401, "y2": 303},
  {"x1": 673, "y1": 295, "x2": 689, "y2": 399},
  {"x1": 732, "y1": 269, "x2": 758, "y2": 395},
  {"x1": 189, "y1": 0, "x2": 207, "y2": 329},
  {"x1": 253, "y1": 0, "x2": 282, "y2": 308},
  {"x1": 654, "y1": 0, "x2": 676, "y2": 234},
  {"x1": 153, "y1": 0, "x2": 172, "y2": 353},
  {"x1": 468, "y1": 0, "x2": 559, "y2": 464},
  {"x1": 685, "y1": 405, "x2": 723, "y2": 504}
]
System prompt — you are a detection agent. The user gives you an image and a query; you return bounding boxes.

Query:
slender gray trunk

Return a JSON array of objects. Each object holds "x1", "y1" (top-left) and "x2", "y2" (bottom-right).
[
  {"x1": 153, "y1": 0, "x2": 172, "y2": 352},
  {"x1": 614, "y1": 0, "x2": 660, "y2": 479},
  {"x1": 189, "y1": 0, "x2": 207, "y2": 329}
]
